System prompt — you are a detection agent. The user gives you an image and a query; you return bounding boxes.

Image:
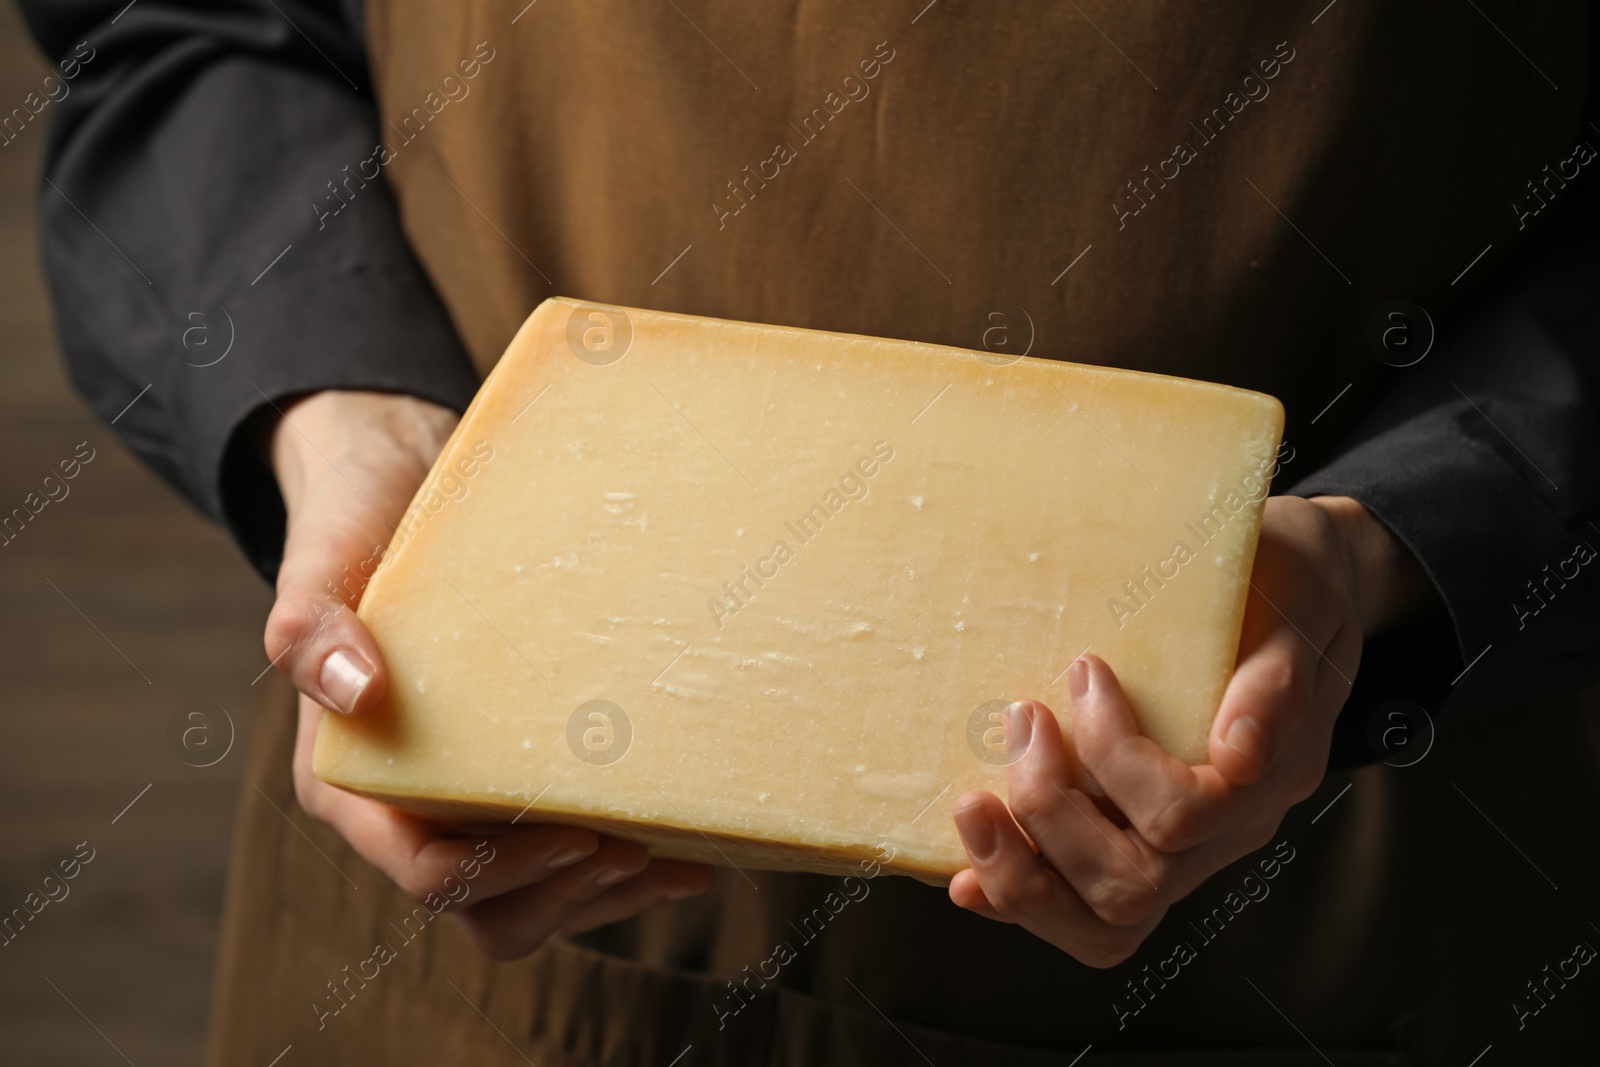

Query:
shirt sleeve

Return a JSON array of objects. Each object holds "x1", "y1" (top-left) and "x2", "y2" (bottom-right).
[
  {"x1": 18, "y1": 0, "x2": 481, "y2": 580},
  {"x1": 1292, "y1": 164, "x2": 1600, "y2": 766}
]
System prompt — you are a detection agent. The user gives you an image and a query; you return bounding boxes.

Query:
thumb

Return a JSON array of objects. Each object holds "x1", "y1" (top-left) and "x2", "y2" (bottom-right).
[
  {"x1": 261, "y1": 390, "x2": 458, "y2": 716},
  {"x1": 264, "y1": 473, "x2": 401, "y2": 716}
]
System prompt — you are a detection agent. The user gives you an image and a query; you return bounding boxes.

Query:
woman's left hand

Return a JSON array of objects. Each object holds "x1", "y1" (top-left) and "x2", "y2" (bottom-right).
[{"x1": 947, "y1": 495, "x2": 1432, "y2": 967}]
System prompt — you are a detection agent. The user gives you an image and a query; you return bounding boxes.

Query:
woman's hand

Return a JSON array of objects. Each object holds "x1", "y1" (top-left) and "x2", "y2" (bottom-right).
[
  {"x1": 264, "y1": 390, "x2": 711, "y2": 960},
  {"x1": 947, "y1": 495, "x2": 1432, "y2": 967}
]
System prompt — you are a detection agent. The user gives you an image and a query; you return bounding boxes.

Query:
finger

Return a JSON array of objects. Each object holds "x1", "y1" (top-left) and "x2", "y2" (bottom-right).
[
  {"x1": 264, "y1": 393, "x2": 458, "y2": 715},
  {"x1": 436, "y1": 828, "x2": 604, "y2": 904},
  {"x1": 331, "y1": 801, "x2": 603, "y2": 907},
  {"x1": 265, "y1": 497, "x2": 395, "y2": 715},
  {"x1": 1250, "y1": 626, "x2": 1363, "y2": 811},
  {"x1": 1070, "y1": 655, "x2": 1237, "y2": 853},
  {"x1": 291, "y1": 697, "x2": 602, "y2": 905},
  {"x1": 952, "y1": 790, "x2": 1153, "y2": 968},
  {"x1": 1004, "y1": 701, "x2": 1169, "y2": 928},
  {"x1": 560, "y1": 859, "x2": 715, "y2": 934},
  {"x1": 454, "y1": 839, "x2": 652, "y2": 960},
  {"x1": 1207, "y1": 599, "x2": 1322, "y2": 786},
  {"x1": 300, "y1": 778, "x2": 606, "y2": 910},
  {"x1": 946, "y1": 870, "x2": 1012, "y2": 923}
]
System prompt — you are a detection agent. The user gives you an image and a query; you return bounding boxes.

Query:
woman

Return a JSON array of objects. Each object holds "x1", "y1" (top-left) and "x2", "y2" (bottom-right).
[{"x1": 23, "y1": 1, "x2": 1600, "y2": 1062}]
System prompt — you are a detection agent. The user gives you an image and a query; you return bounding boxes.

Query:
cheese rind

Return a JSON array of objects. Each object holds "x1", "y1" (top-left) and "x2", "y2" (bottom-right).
[{"x1": 313, "y1": 298, "x2": 1284, "y2": 882}]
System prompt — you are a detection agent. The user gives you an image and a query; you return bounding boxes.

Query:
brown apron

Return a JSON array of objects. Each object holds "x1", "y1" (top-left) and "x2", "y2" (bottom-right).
[{"x1": 208, "y1": 2, "x2": 1599, "y2": 1062}]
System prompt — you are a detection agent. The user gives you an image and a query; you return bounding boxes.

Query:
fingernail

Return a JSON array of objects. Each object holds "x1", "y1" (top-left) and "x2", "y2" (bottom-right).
[
  {"x1": 1004, "y1": 701, "x2": 1033, "y2": 762},
  {"x1": 1223, "y1": 716, "x2": 1264, "y2": 762},
  {"x1": 594, "y1": 867, "x2": 629, "y2": 888},
  {"x1": 320, "y1": 649, "x2": 373, "y2": 714},
  {"x1": 547, "y1": 847, "x2": 588, "y2": 870},
  {"x1": 665, "y1": 886, "x2": 702, "y2": 900},
  {"x1": 953, "y1": 801, "x2": 998, "y2": 862},
  {"x1": 1081, "y1": 771, "x2": 1106, "y2": 797},
  {"x1": 1067, "y1": 657, "x2": 1090, "y2": 703}
]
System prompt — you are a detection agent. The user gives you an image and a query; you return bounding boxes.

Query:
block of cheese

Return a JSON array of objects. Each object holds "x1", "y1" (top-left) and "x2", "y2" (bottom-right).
[{"x1": 313, "y1": 298, "x2": 1284, "y2": 883}]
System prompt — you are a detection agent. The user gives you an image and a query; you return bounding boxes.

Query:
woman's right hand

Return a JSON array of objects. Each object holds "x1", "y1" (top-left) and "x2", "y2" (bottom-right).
[{"x1": 263, "y1": 389, "x2": 712, "y2": 959}]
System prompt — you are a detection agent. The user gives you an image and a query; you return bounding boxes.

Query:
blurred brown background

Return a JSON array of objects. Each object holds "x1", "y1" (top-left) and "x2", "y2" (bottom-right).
[{"x1": 0, "y1": 3, "x2": 273, "y2": 1062}]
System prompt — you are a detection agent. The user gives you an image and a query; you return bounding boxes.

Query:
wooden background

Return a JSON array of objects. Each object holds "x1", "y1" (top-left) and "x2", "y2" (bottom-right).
[{"x1": 0, "y1": 4, "x2": 274, "y2": 1063}]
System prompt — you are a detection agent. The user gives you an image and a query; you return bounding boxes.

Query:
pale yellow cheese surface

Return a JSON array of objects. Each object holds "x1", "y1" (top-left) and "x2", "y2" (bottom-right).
[{"x1": 313, "y1": 298, "x2": 1284, "y2": 882}]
